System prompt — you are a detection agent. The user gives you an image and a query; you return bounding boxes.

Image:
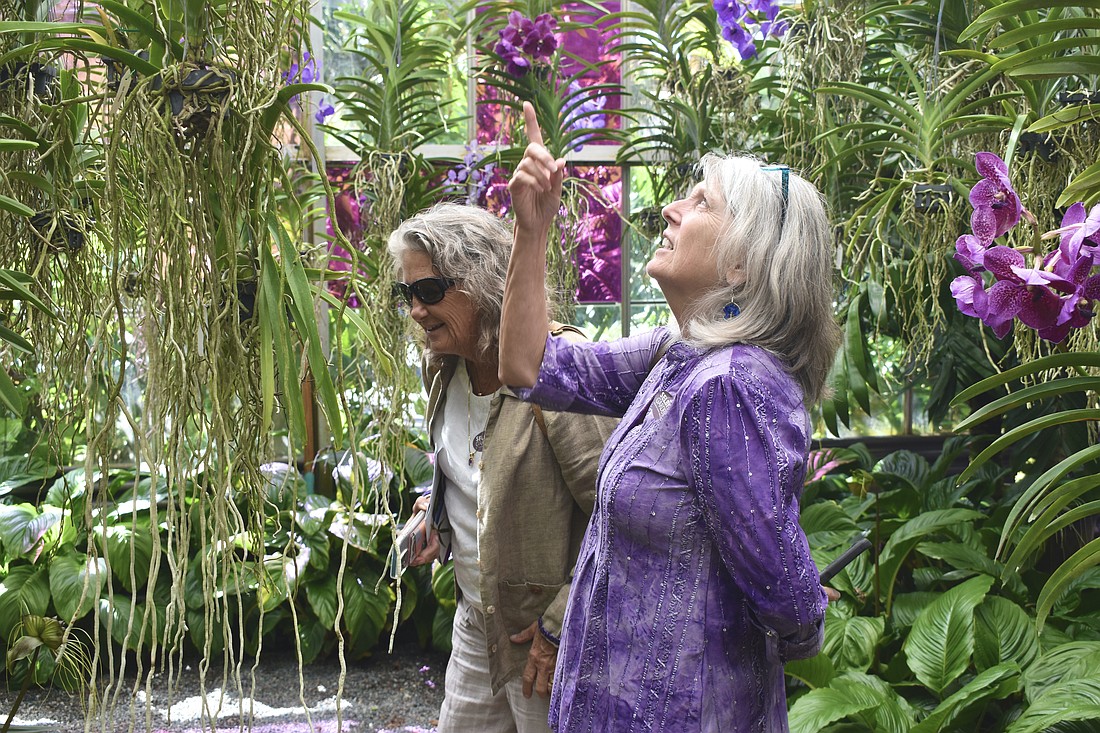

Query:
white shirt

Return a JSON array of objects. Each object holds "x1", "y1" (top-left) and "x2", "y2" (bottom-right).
[{"x1": 433, "y1": 360, "x2": 494, "y2": 607}]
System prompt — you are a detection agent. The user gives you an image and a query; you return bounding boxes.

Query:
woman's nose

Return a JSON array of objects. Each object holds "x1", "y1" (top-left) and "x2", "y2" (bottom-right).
[
  {"x1": 410, "y1": 297, "x2": 429, "y2": 321},
  {"x1": 662, "y1": 199, "x2": 681, "y2": 224}
]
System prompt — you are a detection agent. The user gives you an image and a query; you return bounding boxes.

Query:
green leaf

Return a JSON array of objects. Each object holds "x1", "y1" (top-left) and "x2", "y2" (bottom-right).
[
  {"x1": 94, "y1": 520, "x2": 154, "y2": 593},
  {"x1": 953, "y1": 353, "x2": 1100, "y2": 406},
  {"x1": 879, "y1": 509, "x2": 983, "y2": 613},
  {"x1": 431, "y1": 561, "x2": 455, "y2": 611},
  {"x1": 1024, "y1": 642, "x2": 1100, "y2": 704},
  {"x1": 959, "y1": 1, "x2": 1100, "y2": 42},
  {"x1": 49, "y1": 551, "x2": 107, "y2": 623},
  {"x1": 1007, "y1": 677, "x2": 1100, "y2": 733},
  {"x1": 1036, "y1": 537, "x2": 1100, "y2": 627},
  {"x1": 306, "y1": 575, "x2": 339, "y2": 630},
  {"x1": 974, "y1": 597, "x2": 1039, "y2": 672},
  {"x1": 958, "y1": 409, "x2": 1100, "y2": 483},
  {"x1": 910, "y1": 663, "x2": 1020, "y2": 733},
  {"x1": 1058, "y1": 161, "x2": 1100, "y2": 207},
  {"x1": 0, "y1": 367, "x2": 26, "y2": 415},
  {"x1": 0, "y1": 503, "x2": 61, "y2": 558},
  {"x1": 97, "y1": 594, "x2": 168, "y2": 652},
  {"x1": 342, "y1": 570, "x2": 394, "y2": 658},
  {"x1": 875, "y1": 451, "x2": 930, "y2": 491},
  {"x1": 0, "y1": 564, "x2": 50, "y2": 645},
  {"x1": 822, "y1": 611, "x2": 884, "y2": 674},
  {"x1": 296, "y1": 613, "x2": 327, "y2": 665},
  {"x1": 785, "y1": 651, "x2": 836, "y2": 689},
  {"x1": 0, "y1": 192, "x2": 35, "y2": 218},
  {"x1": 904, "y1": 575, "x2": 994, "y2": 694},
  {"x1": 787, "y1": 672, "x2": 887, "y2": 733}
]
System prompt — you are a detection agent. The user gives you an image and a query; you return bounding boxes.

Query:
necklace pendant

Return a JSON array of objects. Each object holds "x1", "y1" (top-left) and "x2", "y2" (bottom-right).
[{"x1": 468, "y1": 450, "x2": 476, "y2": 466}]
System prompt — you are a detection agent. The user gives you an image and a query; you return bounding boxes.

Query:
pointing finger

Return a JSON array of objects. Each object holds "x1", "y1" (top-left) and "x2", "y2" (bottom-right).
[{"x1": 522, "y1": 101, "x2": 544, "y2": 147}]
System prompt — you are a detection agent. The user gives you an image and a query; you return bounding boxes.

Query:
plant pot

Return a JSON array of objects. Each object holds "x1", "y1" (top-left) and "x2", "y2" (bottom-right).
[
  {"x1": 913, "y1": 183, "x2": 953, "y2": 214},
  {"x1": 1018, "y1": 131, "x2": 1058, "y2": 163},
  {"x1": 152, "y1": 64, "x2": 238, "y2": 138},
  {"x1": 1057, "y1": 90, "x2": 1100, "y2": 107},
  {"x1": 0, "y1": 62, "x2": 59, "y2": 101},
  {"x1": 30, "y1": 210, "x2": 86, "y2": 254},
  {"x1": 102, "y1": 51, "x2": 150, "y2": 95}
]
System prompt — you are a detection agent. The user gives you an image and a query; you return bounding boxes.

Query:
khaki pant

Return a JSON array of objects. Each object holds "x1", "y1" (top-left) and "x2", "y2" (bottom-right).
[{"x1": 438, "y1": 597, "x2": 552, "y2": 733}]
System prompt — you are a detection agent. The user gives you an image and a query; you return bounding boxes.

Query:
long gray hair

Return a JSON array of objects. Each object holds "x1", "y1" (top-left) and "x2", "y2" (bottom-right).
[
  {"x1": 680, "y1": 154, "x2": 841, "y2": 405},
  {"x1": 387, "y1": 203, "x2": 526, "y2": 361}
]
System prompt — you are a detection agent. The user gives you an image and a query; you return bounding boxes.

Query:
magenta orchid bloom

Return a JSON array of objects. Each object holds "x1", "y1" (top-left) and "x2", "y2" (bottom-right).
[
  {"x1": 1053, "y1": 202, "x2": 1100, "y2": 263},
  {"x1": 952, "y1": 151, "x2": 1100, "y2": 343},
  {"x1": 970, "y1": 152, "x2": 1023, "y2": 240},
  {"x1": 494, "y1": 11, "x2": 558, "y2": 78}
]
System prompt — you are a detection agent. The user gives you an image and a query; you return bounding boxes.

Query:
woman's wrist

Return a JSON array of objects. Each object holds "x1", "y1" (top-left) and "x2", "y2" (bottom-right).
[{"x1": 537, "y1": 616, "x2": 561, "y2": 647}]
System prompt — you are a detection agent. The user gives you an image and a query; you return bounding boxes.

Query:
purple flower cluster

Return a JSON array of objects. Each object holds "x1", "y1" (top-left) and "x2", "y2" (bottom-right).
[
  {"x1": 712, "y1": 0, "x2": 787, "y2": 60},
  {"x1": 493, "y1": 11, "x2": 559, "y2": 78},
  {"x1": 951, "y1": 152, "x2": 1100, "y2": 343},
  {"x1": 283, "y1": 51, "x2": 334, "y2": 123},
  {"x1": 445, "y1": 144, "x2": 496, "y2": 205},
  {"x1": 563, "y1": 80, "x2": 608, "y2": 149}
]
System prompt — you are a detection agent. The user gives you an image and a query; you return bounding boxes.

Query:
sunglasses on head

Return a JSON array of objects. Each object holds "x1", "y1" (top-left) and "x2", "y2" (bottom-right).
[{"x1": 392, "y1": 276, "x2": 456, "y2": 307}]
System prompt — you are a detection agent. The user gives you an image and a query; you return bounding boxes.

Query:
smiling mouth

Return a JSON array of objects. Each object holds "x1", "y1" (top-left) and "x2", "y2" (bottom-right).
[
  {"x1": 661, "y1": 235, "x2": 675, "y2": 251},
  {"x1": 424, "y1": 323, "x2": 445, "y2": 333}
]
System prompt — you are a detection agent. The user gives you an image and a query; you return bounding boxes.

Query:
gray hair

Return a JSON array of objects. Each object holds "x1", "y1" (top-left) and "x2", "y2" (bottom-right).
[
  {"x1": 680, "y1": 154, "x2": 841, "y2": 405},
  {"x1": 386, "y1": 203, "x2": 514, "y2": 361}
]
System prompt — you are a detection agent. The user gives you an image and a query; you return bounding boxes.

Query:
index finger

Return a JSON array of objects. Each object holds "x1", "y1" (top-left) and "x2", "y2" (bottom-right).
[{"x1": 522, "y1": 101, "x2": 544, "y2": 147}]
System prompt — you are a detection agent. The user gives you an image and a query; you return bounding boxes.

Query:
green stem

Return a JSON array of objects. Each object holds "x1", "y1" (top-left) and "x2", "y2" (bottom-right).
[{"x1": 2, "y1": 645, "x2": 42, "y2": 733}]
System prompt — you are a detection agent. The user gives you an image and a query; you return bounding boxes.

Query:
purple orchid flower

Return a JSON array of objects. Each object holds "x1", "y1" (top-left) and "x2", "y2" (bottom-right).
[
  {"x1": 970, "y1": 152, "x2": 1023, "y2": 240},
  {"x1": 315, "y1": 97, "x2": 335, "y2": 124},
  {"x1": 523, "y1": 13, "x2": 559, "y2": 60},
  {"x1": 1053, "y1": 202, "x2": 1100, "y2": 263},
  {"x1": 955, "y1": 232, "x2": 991, "y2": 273}
]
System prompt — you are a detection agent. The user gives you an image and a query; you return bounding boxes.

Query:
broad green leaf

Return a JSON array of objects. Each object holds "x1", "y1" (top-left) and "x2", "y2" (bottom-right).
[
  {"x1": 822, "y1": 612, "x2": 884, "y2": 674},
  {"x1": 904, "y1": 575, "x2": 994, "y2": 694},
  {"x1": 296, "y1": 613, "x2": 327, "y2": 665},
  {"x1": 0, "y1": 367, "x2": 26, "y2": 415},
  {"x1": 432, "y1": 602, "x2": 453, "y2": 652},
  {"x1": 94, "y1": 520, "x2": 154, "y2": 592},
  {"x1": 892, "y1": 592, "x2": 941, "y2": 631},
  {"x1": 0, "y1": 504, "x2": 61, "y2": 558},
  {"x1": 875, "y1": 451, "x2": 930, "y2": 491},
  {"x1": 342, "y1": 571, "x2": 394, "y2": 658},
  {"x1": 974, "y1": 597, "x2": 1039, "y2": 672},
  {"x1": 785, "y1": 651, "x2": 836, "y2": 689},
  {"x1": 97, "y1": 594, "x2": 168, "y2": 652},
  {"x1": 0, "y1": 193, "x2": 34, "y2": 217},
  {"x1": 1007, "y1": 677, "x2": 1100, "y2": 733},
  {"x1": 1036, "y1": 537, "x2": 1100, "y2": 627},
  {"x1": 0, "y1": 564, "x2": 50, "y2": 644},
  {"x1": 959, "y1": 1, "x2": 1100, "y2": 42},
  {"x1": 879, "y1": 509, "x2": 983, "y2": 612},
  {"x1": 910, "y1": 663, "x2": 1020, "y2": 733},
  {"x1": 1024, "y1": 642, "x2": 1100, "y2": 704},
  {"x1": 306, "y1": 575, "x2": 339, "y2": 629},
  {"x1": 787, "y1": 671, "x2": 888, "y2": 733},
  {"x1": 432, "y1": 561, "x2": 455, "y2": 611},
  {"x1": 49, "y1": 551, "x2": 107, "y2": 623}
]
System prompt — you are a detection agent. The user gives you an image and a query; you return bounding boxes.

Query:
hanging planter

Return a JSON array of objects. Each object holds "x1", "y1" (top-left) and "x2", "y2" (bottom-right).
[
  {"x1": 151, "y1": 63, "x2": 239, "y2": 139},
  {"x1": 29, "y1": 209, "x2": 88, "y2": 253},
  {"x1": 0, "y1": 61, "x2": 58, "y2": 100},
  {"x1": 912, "y1": 183, "x2": 954, "y2": 214}
]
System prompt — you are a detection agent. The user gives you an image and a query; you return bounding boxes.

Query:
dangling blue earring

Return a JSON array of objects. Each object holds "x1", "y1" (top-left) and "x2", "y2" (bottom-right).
[{"x1": 723, "y1": 302, "x2": 741, "y2": 319}]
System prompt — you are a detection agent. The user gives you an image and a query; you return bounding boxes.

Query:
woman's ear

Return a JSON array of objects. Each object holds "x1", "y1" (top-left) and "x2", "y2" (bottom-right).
[{"x1": 725, "y1": 264, "x2": 746, "y2": 288}]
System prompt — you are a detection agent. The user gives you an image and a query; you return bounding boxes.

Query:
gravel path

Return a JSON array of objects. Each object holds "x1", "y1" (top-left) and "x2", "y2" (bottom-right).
[{"x1": 8, "y1": 641, "x2": 449, "y2": 733}]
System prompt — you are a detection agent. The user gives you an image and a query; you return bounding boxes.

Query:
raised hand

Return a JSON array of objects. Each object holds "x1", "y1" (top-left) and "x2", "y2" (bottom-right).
[{"x1": 507, "y1": 101, "x2": 566, "y2": 236}]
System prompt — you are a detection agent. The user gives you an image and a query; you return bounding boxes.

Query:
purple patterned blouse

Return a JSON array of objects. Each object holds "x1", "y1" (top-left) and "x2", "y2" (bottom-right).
[{"x1": 515, "y1": 327, "x2": 827, "y2": 733}]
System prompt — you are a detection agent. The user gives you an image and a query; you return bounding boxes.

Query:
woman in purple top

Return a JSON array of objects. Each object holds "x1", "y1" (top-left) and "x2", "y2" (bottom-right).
[{"x1": 498, "y1": 103, "x2": 841, "y2": 733}]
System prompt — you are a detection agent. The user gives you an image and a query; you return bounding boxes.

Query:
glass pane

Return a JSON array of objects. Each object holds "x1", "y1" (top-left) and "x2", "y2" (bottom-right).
[
  {"x1": 572, "y1": 165, "x2": 621, "y2": 304},
  {"x1": 571, "y1": 304, "x2": 621, "y2": 342},
  {"x1": 630, "y1": 303, "x2": 671, "y2": 334}
]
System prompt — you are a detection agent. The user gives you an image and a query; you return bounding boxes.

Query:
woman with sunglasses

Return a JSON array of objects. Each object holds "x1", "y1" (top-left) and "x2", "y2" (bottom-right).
[
  {"x1": 387, "y1": 202, "x2": 617, "y2": 733},
  {"x1": 498, "y1": 104, "x2": 841, "y2": 733}
]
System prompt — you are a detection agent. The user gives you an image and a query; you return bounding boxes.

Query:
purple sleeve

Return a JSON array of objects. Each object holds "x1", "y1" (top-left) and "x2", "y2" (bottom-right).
[
  {"x1": 682, "y1": 368, "x2": 827, "y2": 662},
  {"x1": 512, "y1": 328, "x2": 669, "y2": 419}
]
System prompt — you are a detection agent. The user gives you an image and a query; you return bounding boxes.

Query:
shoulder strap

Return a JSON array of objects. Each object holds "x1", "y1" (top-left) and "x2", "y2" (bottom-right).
[{"x1": 528, "y1": 321, "x2": 585, "y2": 437}]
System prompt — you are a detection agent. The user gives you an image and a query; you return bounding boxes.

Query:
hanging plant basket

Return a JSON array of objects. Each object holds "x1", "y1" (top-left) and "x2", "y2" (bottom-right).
[
  {"x1": 0, "y1": 61, "x2": 59, "y2": 101},
  {"x1": 151, "y1": 63, "x2": 239, "y2": 139},
  {"x1": 912, "y1": 183, "x2": 954, "y2": 214},
  {"x1": 29, "y1": 209, "x2": 88, "y2": 254},
  {"x1": 1018, "y1": 131, "x2": 1058, "y2": 163}
]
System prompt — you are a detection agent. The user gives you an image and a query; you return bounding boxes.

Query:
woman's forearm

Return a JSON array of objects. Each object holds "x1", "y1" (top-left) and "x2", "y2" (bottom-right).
[{"x1": 499, "y1": 227, "x2": 549, "y2": 387}]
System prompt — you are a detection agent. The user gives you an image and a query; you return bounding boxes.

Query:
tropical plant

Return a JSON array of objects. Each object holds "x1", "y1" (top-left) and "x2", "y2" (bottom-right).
[{"x1": 790, "y1": 441, "x2": 1100, "y2": 732}]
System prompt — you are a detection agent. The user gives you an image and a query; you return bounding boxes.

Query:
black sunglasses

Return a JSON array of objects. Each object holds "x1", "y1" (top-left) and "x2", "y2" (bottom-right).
[{"x1": 392, "y1": 276, "x2": 456, "y2": 307}]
